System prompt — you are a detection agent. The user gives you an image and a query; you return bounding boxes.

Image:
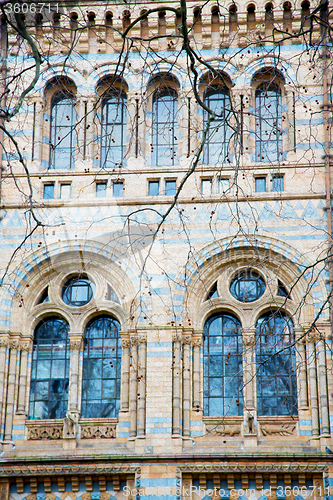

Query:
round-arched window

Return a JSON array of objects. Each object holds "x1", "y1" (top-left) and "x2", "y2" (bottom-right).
[
  {"x1": 230, "y1": 271, "x2": 266, "y2": 302},
  {"x1": 203, "y1": 313, "x2": 243, "y2": 416},
  {"x1": 62, "y1": 276, "x2": 95, "y2": 307},
  {"x1": 81, "y1": 316, "x2": 121, "y2": 418},
  {"x1": 29, "y1": 317, "x2": 70, "y2": 420}
]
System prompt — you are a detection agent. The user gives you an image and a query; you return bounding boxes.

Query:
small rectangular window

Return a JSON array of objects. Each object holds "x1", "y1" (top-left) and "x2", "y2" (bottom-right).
[
  {"x1": 165, "y1": 180, "x2": 176, "y2": 196},
  {"x1": 201, "y1": 179, "x2": 212, "y2": 195},
  {"x1": 255, "y1": 177, "x2": 266, "y2": 193},
  {"x1": 96, "y1": 182, "x2": 107, "y2": 198},
  {"x1": 60, "y1": 183, "x2": 71, "y2": 199},
  {"x1": 113, "y1": 182, "x2": 123, "y2": 198},
  {"x1": 272, "y1": 175, "x2": 284, "y2": 192},
  {"x1": 148, "y1": 180, "x2": 159, "y2": 196},
  {"x1": 219, "y1": 178, "x2": 229, "y2": 193},
  {"x1": 43, "y1": 183, "x2": 54, "y2": 199}
]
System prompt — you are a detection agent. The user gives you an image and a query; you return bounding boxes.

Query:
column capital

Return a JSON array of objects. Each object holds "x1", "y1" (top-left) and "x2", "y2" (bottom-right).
[{"x1": 68, "y1": 334, "x2": 83, "y2": 350}]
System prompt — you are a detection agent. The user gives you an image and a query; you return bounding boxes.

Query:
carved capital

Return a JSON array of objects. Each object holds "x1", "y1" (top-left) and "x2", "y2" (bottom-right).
[
  {"x1": 9, "y1": 339, "x2": 20, "y2": 350},
  {"x1": 138, "y1": 335, "x2": 146, "y2": 344},
  {"x1": 122, "y1": 339, "x2": 131, "y2": 348},
  {"x1": 182, "y1": 335, "x2": 192, "y2": 345},
  {"x1": 306, "y1": 329, "x2": 321, "y2": 343},
  {"x1": 20, "y1": 341, "x2": 32, "y2": 352},
  {"x1": 192, "y1": 337, "x2": 202, "y2": 347},
  {"x1": 242, "y1": 334, "x2": 255, "y2": 347},
  {"x1": 0, "y1": 338, "x2": 9, "y2": 348},
  {"x1": 172, "y1": 333, "x2": 182, "y2": 343}
]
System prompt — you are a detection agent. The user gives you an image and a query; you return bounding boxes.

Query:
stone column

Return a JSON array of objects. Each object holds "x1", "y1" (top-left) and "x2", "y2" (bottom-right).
[
  {"x1": 307, "y1": 338, "x2": 320, "y2": 438},
  {"x1": 16, "y1": 338, "x2": 32, "y2": 415},
  {"x1": 182, "y1": 335, "x2": 191, "y2": 438},
  {"x1": 192, "y1": 336, "x2": 201, "y2": 410},
  {"x1": 120, "y1": 337, "x2": 130, "y2": 412},
  {"x1": 137, "y1": 335, "x2": 146, "y2": 436},
  {"x1": 172, "y1": 334, "x2": 181, "y2": 435},
  {"x1": 317, "y1": 338, "x2": 330, "y2": 435},
  {"x1": 34, "y1": 99, "x2": 44, "y2": 162},
  {"x1": 0, "y1": 336, "x2": 9, "y2": 442},
  {"x1": 130, "y1": 338, "x2": 138, "y2": 437},
  {"x1": 76, "y1": 97, "x2": 86, "y2": 160},
  {"x1": 295, "y1": 330, "x2": 308, "y2": 410},
  {"x1": 85, "y1": 98, "x2": 95, "y2": 160},
  {"x1": 127, "y1": 92, "x2": 138, "y2": 158},
  {"x1": 68, "y1": 335, "x2": 83, "y2": 413},
  {"x1": 4, "y1": 339, "x2": 20, "y2": 442},
  {"x1": 242, "y1": 329, "x2": 255, "y2": 410}
]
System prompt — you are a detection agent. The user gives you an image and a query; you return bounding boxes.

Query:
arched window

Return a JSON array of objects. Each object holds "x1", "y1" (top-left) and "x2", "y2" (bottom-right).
[
  {"x1": 256, "y1": 311, "x2": 297, "y2": 416},
  {"x1": 255, "y1": 83, "x2": 282, "y2": 162},
  {"x1": 203, "y1": 313, "x2": 243, "y2": 416},
  {"x1": 247, "y1": 4, "x2": 256, "y2": 30},
  {"x1": 29, "y1": 317, "x2": 70, "y2": 419},
  {"x1": 50, "y1": 92, "x2": 75, "y2": 169},
  {"x1": 152, "y1": 89, "x2": 178, "y2": 166},
  {"x1": 81, "y1": 316, "x2": 121, "y2": 418},
  {"x1": 203, "y1": 87, "x2": 231, "y2": 164},
  {"x1": 101, "y1": 91, "x2": 127, "y2": 168}
]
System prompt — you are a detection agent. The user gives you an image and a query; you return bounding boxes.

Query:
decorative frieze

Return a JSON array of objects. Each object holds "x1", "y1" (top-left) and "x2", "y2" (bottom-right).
[
  {"x1": 203, "y1": 417, "x2": 242, "y2": 436},
  {"x1": 26, "y1": 420, "x2": 63, "y2": 440},
  {"x1": 80, "y1": 419, "x2": 117, "y2": 439}
]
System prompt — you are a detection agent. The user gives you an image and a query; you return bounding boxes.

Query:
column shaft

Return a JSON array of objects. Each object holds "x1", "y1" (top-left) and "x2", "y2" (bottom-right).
[
  {"x1": 0, "y1": 338, "x2": 8, "y2": 441},
  {"x1": 16, "y1": 341, "x2": 31, "y2": 414},
  {"x1": 182, "y1": 339, "x2": 191, "y2": 437},
  {"x1": 172, "y1": 336, "x2": 181, "y2": 434},
  {"x1": 130, "y1": 342, "x2": 138, "y2": 437},
  {"x1": 121, "y1": 339, "x2": 130, "y2": 411},
  {"x1": 137, "y1": 337, "x2": 146, "y2": 436},
  {"x1": 308, "y1": 342, "x2": 320, "y2": 437},
  {"x1": 4, "y1": 341, "x2": 19, "y2": 441},
  {"x1": 317, "y1": 339, "x2": 330, "y2": 435}
]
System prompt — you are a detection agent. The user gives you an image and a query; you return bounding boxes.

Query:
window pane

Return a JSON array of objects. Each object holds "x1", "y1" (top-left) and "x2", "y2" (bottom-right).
[
  {"x1": 201, "y1": 179, "x2": 212, "y2": 195},
  {"x1": 96, "y1": 182, "x2": 107, "y2": 197},
  {"x1": 113, "y1": 182, "x2": 123, "y2": 197},
  {"x1": 203, "y1": 313, "x2": 243, "y2": 416},
  {"x1": 43, "y1": 184, "x2": 54, "y2": 199},
  {"x1": 101, "y1": 94, "x2": 127, "y2": 168},
  {"x1": 29, "y1": 318, "x2": 70, "y2": 420},
  {"x1": 256, "y1": 312, "x2": 297, "y2": 416},
  {"x1": 50, "y1": 95, "x2": 75, "y2": 169},
  {"x1": 60, "y1": 184, "x2": 71, "y2": 199},
  {"x1": 255, "y1": 84, "x2": 282, "y2": 162},
  {"x1": 255, "y1": 177, "x2": 266, "y2": 192},
  {"x1": 272, "y1": 175, "x2": 284, "y2": 191},
  {"x1": 152, "y1": 90, "x2": 178, "y2": 166},
  {"x1": 62, "y1": 277, "x2": 95, "y2": 307},
  {"x1": 149, "y1": 180, "x2": 159, "y2": 196},
  {"x1": 203, "y1": 88, "x2": 231, "y2": 165},
  {"x1": 81, "y1": 316, "x2": 121, "y2": 418},
  {"x1": 165, "y1": 180, "x2": 176, "y2": 196},
  {"x1": 219, "y1": 178, "x2": 229, "y2": 193}
]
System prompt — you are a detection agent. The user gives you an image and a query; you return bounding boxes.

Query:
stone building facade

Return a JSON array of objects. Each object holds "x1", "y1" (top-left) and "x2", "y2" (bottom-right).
[{"x1": 0, "y1": 0, "x2": 333, "y2": 500}]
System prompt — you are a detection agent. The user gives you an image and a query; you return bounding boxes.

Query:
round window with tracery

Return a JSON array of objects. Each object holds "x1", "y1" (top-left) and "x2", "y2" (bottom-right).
[
  {"x1": 230, "y1": 271, "x2": 265, "y2": 302},
  {"x1": 62, "y1": 277, "x2": 95, "y2": 307}
]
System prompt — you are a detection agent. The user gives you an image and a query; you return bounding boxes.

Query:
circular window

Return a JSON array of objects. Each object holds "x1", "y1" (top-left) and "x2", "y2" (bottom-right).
[
  {"x1": 62, "y1": 277, "x2": 95, "y2": 307},
  {"x1": 230, "y1": 271, "x2": 266, "y2": 302}
]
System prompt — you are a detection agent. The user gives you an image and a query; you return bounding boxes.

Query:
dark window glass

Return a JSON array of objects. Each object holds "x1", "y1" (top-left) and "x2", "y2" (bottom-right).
[
  {"x1": 101, "y1": 93, "x2": 127, "y2": 168},
  {"x1": 62, "y1": 277, "x2": 94, "y2": 307},
  {"x1": 165, "y1": 180, "x2": 177, "y2": 196},
  {"x1": 230, "y1": 271, "x2": 266, "y2": 302},
  {"x1": 29, "y1": 317, "x2": 70, "y2": 419},
  {"x1": 203, "y1": 313, "x2": 243, "y2": 416},
  {"x1": 255, "y1": 177, "x2": 266, "y2": 192},
  {"x1": 113, "y1": 182, "x2": 123, "y2": 197},
  {"x1": 205, "y1": 282, "x2": 218, "y2": 300},
  {"x1": 256, "y1": 312, "x2": 297, "y2": 416},
  {"x1": 50, "y1": 94, "x2": 75, "y2": 169},
  {"x1": 152, "y1": 89, "x2": 178, "y2": 166},
  {"x1": 255, "y1": 83, "x2": 282, "y2": 162},
  {"x1": 272, "y1": 175, "x2": 284, "y2": 191},
  {"x1": 203, "y1": 88, "x2": 231, "y2": 165},
  {"x1": 81, "y1": 316, "x2": 121, "y2": 418},
  {"x1": 43, "y1": 183, "x2": 54, "y2": 199},
  {"x1": 149, "y1": 180, "x2": 159, "y2": 196},
  {"x1": 278, "y1": 280, "x2": 290, "y2": 298}
]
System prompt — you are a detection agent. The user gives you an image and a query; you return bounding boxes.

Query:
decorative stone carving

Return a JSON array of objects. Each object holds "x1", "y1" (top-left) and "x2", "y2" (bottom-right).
[
  {"x1": 245, "y1": 412, "x2": 256, "y2": 434},
  {"x1": 63, "y1": 411, "x2": 79, "y2": 438},
  {"x1": 182, "y1": 335, "x2": 192, "y2": 345},
  {"x1": 9, "y1": 340, "x2": 20, "y2": 349},
  {"x1": 205, "y1": 423, "x2": 241, "y2": 436},
  {"x1": 81, "y1": 424, "x2": 116, "y2": 439},
  {"x1": 122, "y1": 339, "x2": 131, "y2": 348},
  {"x1": 192, "y1": 338, "x2": 202, "y2": 347},
  {"x1": 27, "y1": 425, "x2": 63, "y2": 440},
  {"x1": 20, "y1": 341, "x2": 31, "y2": 351},
  {"x1": 172, "y1": 333, "x2": 182, "y2": 342},
  {"x1": 260, "y1": 423, "x2": 296, "y2": 436}
]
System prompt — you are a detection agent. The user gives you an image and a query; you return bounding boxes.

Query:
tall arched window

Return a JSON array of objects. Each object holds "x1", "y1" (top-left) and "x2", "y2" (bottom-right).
[
  {"x1": 81, "y1": 316, "x2": 121, "y2": 418},
  {"x1": 152, "y1": 89, "x2": 178, "y2": 166},
  {"x1": 203, "y1": 87, "x2": 231, "y2": 164},
  {"x1": 101, "y1": 91, "x2": 127, "y2": 168},
  {"x1": 256, "y1": 311, "x2": 297, "y2": 416},
  {"x1": 203, "y1": 313, "x2": 243, "y2": 416},
  {"x1": 50, "y1": 92, "x2": 76, "y2": 169},
  {"x1": 29, "y1": 317, "x2": 70, "y2": 419},
  {"x1": 255, "y1": 83, "x2": 282, "y2": 162}
]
